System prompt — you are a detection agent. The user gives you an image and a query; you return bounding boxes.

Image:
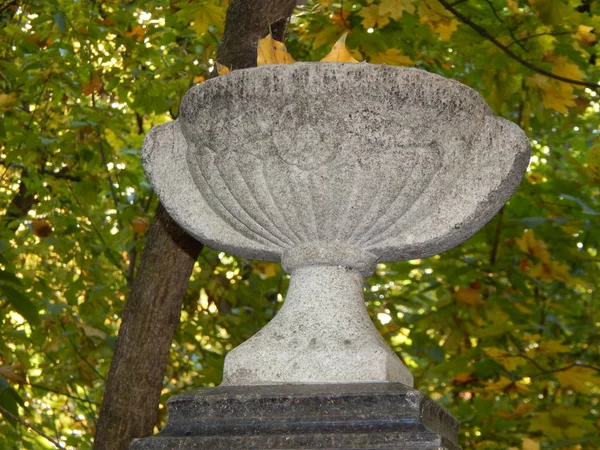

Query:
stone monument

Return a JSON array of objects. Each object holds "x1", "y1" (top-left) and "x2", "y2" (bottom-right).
[{"x1": 131, "y1": 63, "x2": 530, "y2": 449}]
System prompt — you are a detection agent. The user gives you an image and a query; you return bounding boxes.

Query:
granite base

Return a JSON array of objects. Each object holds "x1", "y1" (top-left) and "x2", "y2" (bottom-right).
[{"x1": 130, "y1": 383, "x2": 460, "y2": 449}]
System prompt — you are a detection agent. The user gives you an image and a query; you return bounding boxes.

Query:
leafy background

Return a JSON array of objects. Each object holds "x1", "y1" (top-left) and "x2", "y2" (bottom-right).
[{"x1": 1, "y1": 0, "x2": 599, "y2": 449}]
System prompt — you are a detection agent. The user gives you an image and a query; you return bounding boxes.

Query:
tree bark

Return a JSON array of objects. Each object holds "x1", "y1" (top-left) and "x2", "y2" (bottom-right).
[
  {"x1": 93, "y1": 1, "x2": 297, "y2": 449},
  {"x1": 94, "y1": 204, "x2": 202, "y2": 450}
]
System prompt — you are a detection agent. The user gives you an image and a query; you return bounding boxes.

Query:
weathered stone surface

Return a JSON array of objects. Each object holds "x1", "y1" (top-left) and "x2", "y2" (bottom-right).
[
  {"x1": 222, "y1": 266, "x2": 413, "y2": 386},
  {"x1": 142, "y1": 63, "x2": 530, "y2": 385},
  {"x1": 129, "y1": 383, "x2": 460, "y2": 450},
  {"x1": 143, "y1": 63, "x2": 529, "y2": 269}
]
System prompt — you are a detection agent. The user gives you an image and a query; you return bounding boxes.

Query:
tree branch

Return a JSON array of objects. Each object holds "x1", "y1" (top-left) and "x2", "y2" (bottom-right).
[
  {"x1": 507, "y1": 31, "x2": 572, "y2": 49},
  {"x1": 437, "y1": 0, "x2": 599, "y2": 90},
  {"x1": 0, "y1": 405, "x2": 64, "y2": 449},
  {"x1": 29, "y1": 382, "x2": 100, "y2": 406}
]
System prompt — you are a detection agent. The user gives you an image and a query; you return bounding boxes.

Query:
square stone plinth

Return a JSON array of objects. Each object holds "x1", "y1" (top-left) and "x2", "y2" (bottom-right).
[{"x1": 130, "y1": 383, "x2": 460, "y2": 449}]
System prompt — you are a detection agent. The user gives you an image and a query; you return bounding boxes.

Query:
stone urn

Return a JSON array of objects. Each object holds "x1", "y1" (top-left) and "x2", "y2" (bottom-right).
[
  {"x1": 134, "y1": 63, "x2": 529, "y2": 449},
  {"x1": 143, "y1": 62, "x2": 529, "y2": 387}
]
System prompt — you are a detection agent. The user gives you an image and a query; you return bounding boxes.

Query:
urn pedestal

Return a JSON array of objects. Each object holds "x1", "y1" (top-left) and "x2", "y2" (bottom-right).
[
  {"x1": 130, "y1": 384, "x2": 460, "y2": 450},
  {"x1": 131, "y1": 63, "x2": 529, "y2": 449}
]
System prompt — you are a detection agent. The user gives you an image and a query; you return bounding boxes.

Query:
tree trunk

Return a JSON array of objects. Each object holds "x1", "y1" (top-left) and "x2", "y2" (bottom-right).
[
  {"x1": 93, "y1": 1, "x2": 297, "y2": 449},
  {"x1": 94, "y1": 204, "x2": 202, "y2": 450}
]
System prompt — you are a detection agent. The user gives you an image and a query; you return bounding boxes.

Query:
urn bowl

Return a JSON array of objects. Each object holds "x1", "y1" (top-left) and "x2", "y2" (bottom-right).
[{"x1": 143, "y1": 63, "x2": 530, "y2": 275}]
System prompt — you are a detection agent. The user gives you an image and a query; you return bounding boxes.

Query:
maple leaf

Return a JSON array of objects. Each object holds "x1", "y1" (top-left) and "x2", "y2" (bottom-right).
[
  {"x1": 257, "y1": 33, "x2": 295, "y2": 65},
  {"x1": 530, "y1": 0, "x2": 572, "y2": 26},
  {"x1": 527, "y1": 73, "x2": 575, "y2": 113},
  {"x1": 191, "y1": 3, "x2": 225, "y2": 36},
  {"x1": 370, "y1": 48, "x2": 414, "y2": 66},
  {"x1": 529, "y1": 408, "x2": 595, "y2": 440},
  {"x1": 573, "y1": 25, "x2": 597, "y2": 46},
  {"x1": 529, "y1": 261, "x2": 572, "y2": 283},
  {"x1": 358, "y1": 4, "x2": 391, "y2": 29},
  {"x1": 498, "y1": 403, "x2": 536, "y2": 420},
  {"x1": 484, "y1": 347, "x2": 523, "y2": 371},
  {"x1": 379, "y1": 0, "x2": 416, "y2": 20},
  {"x1": 552, "y1": 55, "x2": 585, "y2": 82},
  {"x1": 418, "y1": 0, "x2": 459, "y2": 41},
  {"x1": 516, "y1": 230, "x2": 550, "y2": 262},
  {"x1": 537, "y1": 339, "x2": 570, "y2": 353},
  {"x1": 321, "y1": 33, "x2": 359, "y2": 63},
  {"x1": 483, "y1": 376, "x2": 529, "y2": 394},
  {"x1": 555, "y1": 366, "x2": 600, "y2": 394}
]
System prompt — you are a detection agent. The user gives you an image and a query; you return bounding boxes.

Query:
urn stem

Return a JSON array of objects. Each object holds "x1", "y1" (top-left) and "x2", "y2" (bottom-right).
[{"x1": 221, "y1": 265, "x2": 413, "y2": 386}]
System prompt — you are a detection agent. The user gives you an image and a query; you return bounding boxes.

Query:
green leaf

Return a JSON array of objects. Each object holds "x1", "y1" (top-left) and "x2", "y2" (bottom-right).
[
  {"x1": 0, "y1": 285, "x2": 40, "y2": 326},
  {"x1": 54, "y1": 12, "x2": 67, "y2": 33},
  {"x1": 0, "y1": 377, "x2": 24, "y2": 428}
]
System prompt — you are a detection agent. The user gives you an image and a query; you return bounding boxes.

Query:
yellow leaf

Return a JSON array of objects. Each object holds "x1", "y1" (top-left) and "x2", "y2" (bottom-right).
[
  {"x1": 527, "y1": 56, "x2": 584, "y2": 113},
  {"x1": 454, "y1": 285, "x2": 484, "y2": 306},
  {"x1": 522, "y1": 437, "x2": 540, "y2": 450},
  {"x1": 532, "y1": 26, "x2": 557, "y2": 52},
  {"x1": 483, "y1": 376, "x2": 529, "y2": 393},
  {"x1": 370, "y1": 48, "x2": 414, "y2": 66},
  {"x1": 0, "y1": 93, "x2": 16, "y2": 107},
  {"x1": 529, "y1": 261, "x2": 572, "y2": 283},
  {"x1": 321, "y1": 33, "x2": 359, "y2": 63},
  {"x1": 192, "y1": 3, "x2": 225, "y2": 36},
  {"x1": 484, "y1": 347, "x2": 523, "y2": 372},
  {"x1": 418, "y1": 0, "x2": 459, "y2": 41},
  {"x1": 573, "y1": 25, "x2": 597, "y2": 46},
  {"x1": 555, "y1": 366, "x2": 600, "y2": 394},
  {"x1": 253, "y1": 262, "x2": 279, "y2": 279},
  {"x1": 216, "y1": 62, "x2": 230, "y2": 75},
  {"x1": 586, "y1": 146, "x2": 600, "y2": 182},
  {"x1": 537, "y1": 339, "x2": 570, "y2": 353},
  {"x1": 257, "y1": 33, "x2": 295, "y2": 65},
  {"x1": 552, "y1": 56, "x2": 585, "y2": 82},
  {"x1": 516, "y1": 230, "x2": 550, "y2": 263},
  {"x1": 506, "y1": 0, "x2": 520, "y2": 14},
  {"x1": 379, "y1": 0, "x2": 416, "y2": 19},
  {"x1": 358, "y1": 4, "x2": 390, "y2": 29}
]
